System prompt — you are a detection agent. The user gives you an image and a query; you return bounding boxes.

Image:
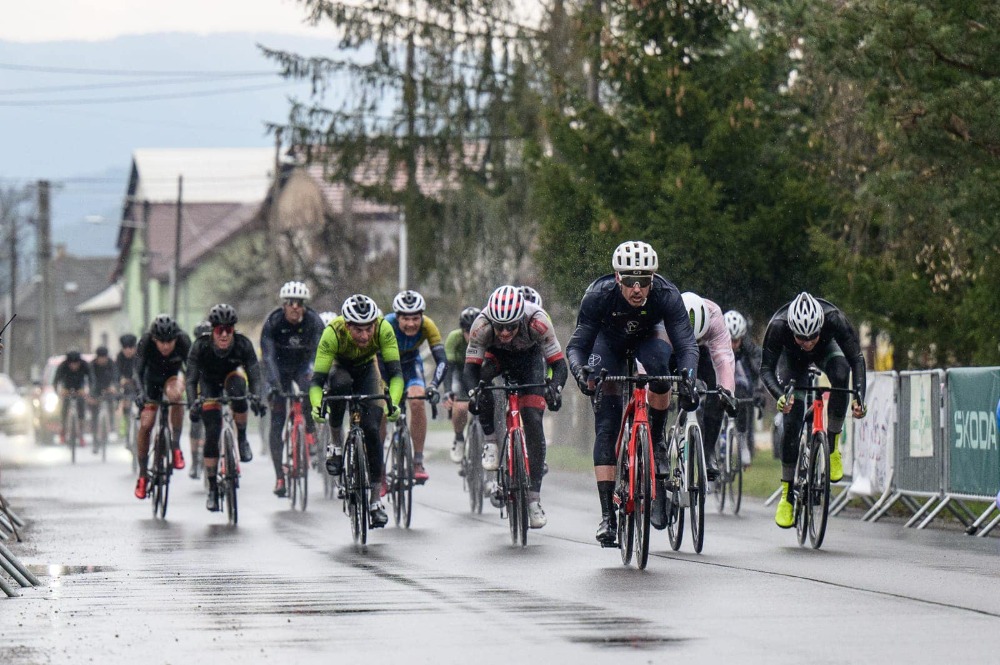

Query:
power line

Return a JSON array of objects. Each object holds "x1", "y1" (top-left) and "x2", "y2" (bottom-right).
[
  {"x1": 0, "y1": 82, "x2": 296, "y2": 107},
  {"x1": 0, "y1": 73, "x2": 280, "y2": 96},
  {"x1": 0, "y1": 62, "x2": 276, "y2": 77}
]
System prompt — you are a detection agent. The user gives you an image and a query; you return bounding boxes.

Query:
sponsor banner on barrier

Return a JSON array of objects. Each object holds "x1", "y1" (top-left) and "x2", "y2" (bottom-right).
[
  {"x1": 909, "y1": 373, "x2": 934, "y2": 458},
  {"x1": 947, "y1": 367, "x2": 1000, "y2": 497},
  {"x1": 850, "y1": 372, "x2": 895, "y2": 498}
]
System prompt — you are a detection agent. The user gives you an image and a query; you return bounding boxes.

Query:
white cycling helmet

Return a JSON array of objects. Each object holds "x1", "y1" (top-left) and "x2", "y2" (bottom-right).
[
  {"x1": 319, "y1": 311, "x2": 337, "y2": 326},
  {"x1": 519, "y1": 285, "x2": 543, "y2": 309},
  {"x1": 612, "y1": 240, "x2": 658, "y2": 274},
  {"x1": 392, "y1": 290, "x2": 425, "y2": 315},
  {"x1": 788, "y1": 292, "x2": 824, "y2": 338},
  {"x1": 341, "y1": 294, "x2": 379, "y2": 325},
  {"x1": 724, "y1": 310, "x2": 747, "y2": 340},
  {"x1": 279, "y1": 281, "x2": 311, "y2": 301},
  {"x1": 485, "y1": 285, "x2": 524, "y2": 325},
  {"x1": 681, "y1": 292, "x2": 709, "y2": 341}
]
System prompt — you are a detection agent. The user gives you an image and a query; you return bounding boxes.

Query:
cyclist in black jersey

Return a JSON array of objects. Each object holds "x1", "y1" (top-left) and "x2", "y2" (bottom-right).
[
  {"x1": 187, "y1": 320, "x2": 212, "y2": 479},
  {"x1": 87, "y1": 346, "x2": 118, "y2": 451},
  {"x1": 187, "y1": 304, "x2": 265, "y2": 512},
  {"x1": 565, "y1": 241, "x2": 701, "y2": 546},
  {"x1": 725, "y1": 310, "x2": 764, "y2": 465},
  {"x1": 133, "y1": 315, "x2": 191, "y2": 499},
  {"x1": 760, "y1": 292, "x2": 867, "y2": 528},
  {"x1": 54, "y1": 350, "x2": 94, "y2": 447},
  {"x1": 260, "y1": 281, "x2": 325, "y2": 497}
]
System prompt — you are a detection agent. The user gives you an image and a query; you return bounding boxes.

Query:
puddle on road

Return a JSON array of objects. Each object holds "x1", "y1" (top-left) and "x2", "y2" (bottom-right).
[{"x1": 26, "y1": 564, "x2": 115, "y2": 577}]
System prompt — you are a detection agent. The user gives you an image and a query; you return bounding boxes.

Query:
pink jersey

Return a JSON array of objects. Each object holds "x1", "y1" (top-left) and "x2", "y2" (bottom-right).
[{"x1": 702, "y1": 298, "x2": 736, "y2": 392}]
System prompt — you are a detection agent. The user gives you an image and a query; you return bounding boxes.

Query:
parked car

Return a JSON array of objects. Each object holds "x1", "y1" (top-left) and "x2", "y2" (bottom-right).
[
  {"x1": 0, "y1": 373, "x2": 32, "y2": 435},
  {"x1": 31, "y1": 354, "x2": 95, "y2": 445}
]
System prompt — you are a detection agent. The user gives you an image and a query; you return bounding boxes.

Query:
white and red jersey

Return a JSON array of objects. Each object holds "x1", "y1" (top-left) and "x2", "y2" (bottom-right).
[{"x1": 465, "y1": 302, "x2": 565, "y2": 366}]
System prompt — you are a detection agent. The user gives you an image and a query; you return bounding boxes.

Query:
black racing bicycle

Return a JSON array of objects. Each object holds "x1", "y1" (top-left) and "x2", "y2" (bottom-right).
[
  {"x1": 149, "y1": 400, "x2": 185, "y2": 520},
  {"x1": 322, "y1": 392, "x2": 391, "y2": 547}
]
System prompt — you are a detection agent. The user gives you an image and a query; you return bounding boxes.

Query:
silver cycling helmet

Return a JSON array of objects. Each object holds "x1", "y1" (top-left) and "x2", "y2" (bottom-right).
[
  {"x1": 788, "y1": 292, "x2": 824, "y2": 338},
  {"x1": 279, "y1": 280, "x2": 311, "y2": 301},
  {"x1": 612, "y1": 240, "x2": 658, "y2": 274},
  {"x1": 392, "y1": 290, "x2": 425, "y2": 315},
  {"x1": 341, "y1": 294, "x2": 379, "y2": 325},
  {"x1": 724, "y1": 310, "x2": 747, "y2": 340}
]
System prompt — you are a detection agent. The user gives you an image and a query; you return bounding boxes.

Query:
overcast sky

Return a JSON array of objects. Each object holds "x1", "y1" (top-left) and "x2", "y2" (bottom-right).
[{"x1": 2, "y1": 0, "x2": 320, "y2": 42}]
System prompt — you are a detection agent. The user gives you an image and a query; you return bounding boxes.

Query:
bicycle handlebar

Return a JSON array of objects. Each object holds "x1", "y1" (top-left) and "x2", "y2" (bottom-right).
[{"x1": 472, "y1": 380, "x2": 550, "y2": 396}]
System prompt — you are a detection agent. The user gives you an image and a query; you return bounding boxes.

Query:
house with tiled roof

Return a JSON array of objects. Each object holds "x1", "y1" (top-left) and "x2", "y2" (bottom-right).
[
  {"x1": 8, "y1": 248, "x2": 117, "y2": 384},
  {"x1": 113, "y1": 148, "x2": 275, "y2": 334}
]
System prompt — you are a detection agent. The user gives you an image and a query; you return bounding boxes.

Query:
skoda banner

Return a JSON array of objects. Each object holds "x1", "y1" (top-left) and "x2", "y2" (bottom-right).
[{"x1": 946, "y1": 367, "x2": 1000, "y2": 497}]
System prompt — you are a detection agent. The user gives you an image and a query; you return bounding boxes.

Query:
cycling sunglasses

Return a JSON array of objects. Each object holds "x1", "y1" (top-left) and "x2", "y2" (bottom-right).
[
  {"x1": 213, "y1": 325, "x2": 235, "y2": 335},
  {"x1": 619, "y1": 274, "x2": 652, "y2": 289},
  {"x1": 284, "y1": 298, "x2": 304, "y2": 308},
  {"x1": 794, "y1": 332, "x2": 820, "y2": 342},
  {"x1": 494, "y1": 322, "x2": 519, "y2": 333}
]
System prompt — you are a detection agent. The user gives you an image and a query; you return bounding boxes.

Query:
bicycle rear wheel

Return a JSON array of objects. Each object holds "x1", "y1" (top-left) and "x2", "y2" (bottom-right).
[
  {"x1": 67, "y1": 410, "x2": 79, "y2": 464},
  {"x1": 293, "y1": 422, "x2": 308, "y2": 511},
  {"x1": 688, "y1": 426, "x2": 706, "y2": 554},
  {"x1": 614, "y1": 421, "x2": 634, "y2": 565},
  {"x1": 634, "y1": 424, "x2": 652, "y2": 570},
  {"x1": 808, "y1": 432, "x2": 831, "y2": 549},
  {"x1": 665, "y1": 430, "x2": 685, "y2": 551},
  {"x1": 222, "y1": 429, "x2": 239, "y2": 526},
  {"x1": 128, "y1": 409, "x2": 139, "y2": 474}
]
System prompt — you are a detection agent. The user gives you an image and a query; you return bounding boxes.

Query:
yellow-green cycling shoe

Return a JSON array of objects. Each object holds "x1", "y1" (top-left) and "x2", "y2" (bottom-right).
[
  {"x1": 829, "y1": 447, "x2": 843, "y2": 483},
  {"x1": 774, "y1": 481, "x2": 794, "y2": 529}
]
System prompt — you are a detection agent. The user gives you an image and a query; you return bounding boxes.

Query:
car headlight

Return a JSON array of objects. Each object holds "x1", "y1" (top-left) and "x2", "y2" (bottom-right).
[
  {"x1": 43, "y1": 392, "x2": 59, "y2": 414},
  {"x1": 9, "y1": 399, "x2": 27, "y2": 417}
]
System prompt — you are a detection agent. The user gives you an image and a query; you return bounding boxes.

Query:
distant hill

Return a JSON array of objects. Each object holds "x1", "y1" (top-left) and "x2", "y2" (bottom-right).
[{"x1": 0, "y1": 31, "x2": 341, "y2": 256}]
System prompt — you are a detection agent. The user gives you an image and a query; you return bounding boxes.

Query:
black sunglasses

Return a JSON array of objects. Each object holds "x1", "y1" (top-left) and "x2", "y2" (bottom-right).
[
  {"x1": 494, "y1": 322, "x2": 519, "y2": 333},
  {"x1": 619, "y1": 275, "x2": 652, "y2": 289},
  {"x1": 284, "y1": 299, "x2": 304, "y2": 308},
  {"x1": 794, "y1": 332, "x2": 819, "y2": 342}
]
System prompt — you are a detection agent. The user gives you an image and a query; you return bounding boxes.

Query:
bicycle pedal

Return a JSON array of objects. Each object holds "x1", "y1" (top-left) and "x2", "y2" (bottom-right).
[{"x1": 599, "y1": 539, "x2": 619, "y2": 549}]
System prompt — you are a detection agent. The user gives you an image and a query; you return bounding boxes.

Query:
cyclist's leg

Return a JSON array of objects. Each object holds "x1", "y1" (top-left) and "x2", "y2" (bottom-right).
[
  {"x1": 817, "y1": 344, "x2": 851, "y2": 442},
  {"x1": 59, "y1": 397, "x2": 70, "y2": 442},
  {"x1": 402, "y1": 357, "x2": 429, "y2": 477},
  {"x1": 696, "y1": 350, "x2": 723, "y2": 477},
  {"x1": 635, "y1": 328, "x2": 674, "y2": 455},
  {"x1": 589, "y1": 334, "x2": 625, "y2": 541},
  {"x1": 295, "y1": 366, "x2": 316, "y2": 440},
  {"x1": 321, "y1": 366, "x2": 353, "y2": 474},
  {"x1": 165, "y1": 374, "x2": 185, "y2": 468},
  {"x1": 136, "y1": 378, "x2": 162, "y2": 478},
  {"x1": 224, "y1": 372, "x2": 252, "y2": 462},
  {"x1": 201, "y1": 401, "x2": 223, "y2": 511},
  {"x1": 355, "y1": 362, "x2": 385, "y2": 500},
  {"x1": 75, "y1": 395, "x2": 87, "y2": 442},
  {"x1": 504, "y1": 350, "x2": 547, "y2": 496},
  {"x1": 268, "y1": 372, "x2": 292, "y2": 480}
]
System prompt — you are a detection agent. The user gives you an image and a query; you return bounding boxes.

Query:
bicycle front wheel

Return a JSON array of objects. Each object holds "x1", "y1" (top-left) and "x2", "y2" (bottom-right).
[
  {"x1": 293, "y1": 422, "x2": 308, "y2": 511},
  {"x1": 223, "y1": 429, "x2": 239, "y2": 526},
  {"x1": 688, "y1": 425, "x2": 706, "y2": 554},
  {"x1": 510, "y1": 430, "x2": 529, "y2": 547},
  {"x1": 730, "y1": 429, "x2": 744, "y2": 514},
  {"x1": 634, "y1": 424, "x2": 652, "y2": 570},
  {"x1": 665, "y1": 430, "x2": 685, "y2": 552},
  {"x1": 98, "y1": 406, "x2": 111, "y2": 462},
  {"x1": 67, "y1": 410, "x2": 79, "y2": 464},
  {"x1": 614, "y1": 421, "x2": 634, "y2": 565},
  {"x1": 347, "y1": 432, "x2": 369, "y2": 546},
  {"x1": 808, "y1": 431, "x2": 831, "y2": 549},
  {"x1": 714, "y1": 421, "x2": 731, "y2": 514},
  {"x1": 465, "y1": 422, "x2": 484, "y2": 514}
]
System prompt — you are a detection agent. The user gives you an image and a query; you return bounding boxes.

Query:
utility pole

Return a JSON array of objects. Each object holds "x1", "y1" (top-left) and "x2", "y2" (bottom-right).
[
  {"x1": 4, "y1": 215, "x2": 16, "y2": 376},
  {"x1": 398, "y1": 212, "x2": 407, "y2": 291},
  {"x1": 171, "y1": 176, "x2": 182, "y2": 320},
  {"x1": 37, "y1": 180, "x2": 53, "y2": 366},
  {"x1": 141, "y1": 200, "x2": 150, "y2": 327}
]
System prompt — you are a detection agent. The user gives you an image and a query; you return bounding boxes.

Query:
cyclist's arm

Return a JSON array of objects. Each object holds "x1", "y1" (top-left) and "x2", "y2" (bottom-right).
[
  {"x1": 135, "y1": 336, "x2": 150, "y2": 387},
  {"x1": 238, "y1": 336, "x2": 263, "y2": 396},
  {"x1": 759, "y1": 320, "x2": 786, "y2": 400},
  {"x1": 259, "y1": 313, "x2": 280, "y2": 388},
  {"x1": 309, "y1": 325, "x2": 340, "y2": 409},
  {"x1": 565, "y1": 291, "x2": 601, "y2": 375},
  {"x1": 185, "y1": 342, "x2": 202, "y2": 406},
  {"x1": 703, "y1": 303, "x2": 736, "y2": 392},
  {"x1": 531, "y1": 310, "x2": 568, "y2": 389},
  {"x1": 829, "y1": 310, "x2": 867, "y2": 402},
  {"x1": 378, "y1": 319, "x2": 404, "y2": 407},
  {"x1": 442, "y1": 329, "x2": 465, "y2": 393}
]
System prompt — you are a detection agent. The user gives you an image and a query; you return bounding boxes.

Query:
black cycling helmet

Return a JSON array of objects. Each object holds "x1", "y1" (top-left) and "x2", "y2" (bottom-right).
[
  {"x1": 459, "y1": 306, "x2": 481, "y2": 332},
  {"x1": 119, "y1": 333, "x2": 137, "y2": 348},
  {"x1": 150, "y1": 313, "x2": 180, "y2": 341},
  {"x1": 66, "y1": 350, "x2": 82, "y2": 362},
  {"x1": 208, "y1": 303, "x2": 238, "y2": 327},
  {"x1": 95, "y1": 346, "x2": 109, "y2": 357},
  {"x1": 193, "y1": 320, "x2": 212, "y2": 338}
]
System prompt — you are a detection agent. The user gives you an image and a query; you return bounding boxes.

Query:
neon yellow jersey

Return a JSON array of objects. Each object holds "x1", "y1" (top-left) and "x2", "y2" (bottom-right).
[
  {"x1": 311, "y1": 315, "x2": 403, "y2": 409},
  {"x1": 314, "y1": 316, "x2": 399, "y2": 370}
]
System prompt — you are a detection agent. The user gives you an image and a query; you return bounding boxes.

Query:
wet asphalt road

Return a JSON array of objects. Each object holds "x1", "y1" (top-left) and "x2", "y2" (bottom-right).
[{"x1": 1, "y1": 428, "x2": 1000, "y2": 665}]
